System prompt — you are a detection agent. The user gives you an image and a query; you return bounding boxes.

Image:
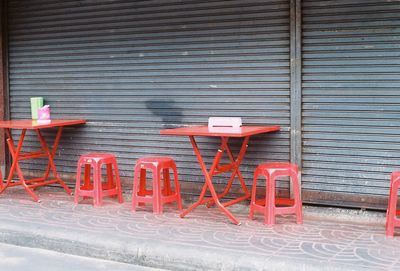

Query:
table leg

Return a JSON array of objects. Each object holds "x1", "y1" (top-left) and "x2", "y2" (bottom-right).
[
  {"x1": 180, "y1": 136, "x2": 240, "y2": 225},
  {"x1": 36, "y1": 129, "x2": 72, "y2": 195},
  {"x1": 0, "y1": 129, "x2": 41, "y2": 202},
  {"x1": 42, "y1": 127, "x2": 62, "y2": 181},
  {"x1": 206, "y1": 136, "x2": 251, "y2": 207},
  {"x1": 180, "y1": 137, "x2": 224, "y2": 218},
  {"x1": 0, "y1": 129, "x2": 15, "y2": 192}
]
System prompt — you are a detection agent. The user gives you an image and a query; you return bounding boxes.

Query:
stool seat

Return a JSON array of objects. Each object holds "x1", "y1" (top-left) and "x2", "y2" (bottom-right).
[
  {"x1": 74, "y1": 152, "x2": 124, "y2": 207},
  {"x1": 257, "y1": 162, "x2": 298, "y2": 175},
  {"x1": 136, "y1": 156, "x2": 176, "y2": 168},
  {"x1": 258, "y1": 162, "x2": 298, "y2": 170},
  {"x1": 132, "y1": 156, "x2": 182, "y2": 214},
  {"x1": 392, "y1": 171, "x2": 400, "y2": 180},
  {"x1": 79, "y1": 153, "x2": 116, "y2": 162},
  {"x1": 249, "y1": 162, "x2": 302, "y2": 225}
]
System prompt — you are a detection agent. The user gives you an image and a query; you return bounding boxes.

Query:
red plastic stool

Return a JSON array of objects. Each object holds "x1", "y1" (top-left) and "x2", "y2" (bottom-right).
[
  {"x1": 132, "y1": 156, "x2": 182, "y2": 214},
  {"x1": 386, "y1": 171, "x2": 400, "y2": 237},
  {"x1": 74, "y1": 153, "x2": 124, "y2": 206},
  {"x1": 249, "y1": 162, "x2": 302, "y2": 225}
]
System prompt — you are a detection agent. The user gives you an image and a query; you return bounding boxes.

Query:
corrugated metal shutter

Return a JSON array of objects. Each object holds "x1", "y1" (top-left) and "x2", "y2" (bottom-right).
[
  {"x1": 7, "y1": 0, "x2": 290, "y2": 194},
  {"x1": 302, "y1": 0, "x2": 400, "y2": 208}
]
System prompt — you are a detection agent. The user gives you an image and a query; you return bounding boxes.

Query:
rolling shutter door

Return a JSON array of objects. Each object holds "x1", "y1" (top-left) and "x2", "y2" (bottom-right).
[
  {"x1": 7, "y1": 0, "x2": 291, "y2": 193},
  {"x1": 302, "y1": 0, "x2": 400, "y2": 208}
]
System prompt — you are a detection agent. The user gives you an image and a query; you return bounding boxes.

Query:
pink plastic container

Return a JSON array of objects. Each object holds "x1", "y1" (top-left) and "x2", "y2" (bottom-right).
[{"x1": 38, "y1": 105, "x2": 51, "y2": 123}]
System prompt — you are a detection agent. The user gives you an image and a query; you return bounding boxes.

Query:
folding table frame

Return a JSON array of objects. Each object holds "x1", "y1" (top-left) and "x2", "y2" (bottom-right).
[
  {"x1": 160, "y1": 125, "x2": 280, "y2": 225},
  {"x1": 0, "y1": 120, "x2": 86, "y2": 202}
]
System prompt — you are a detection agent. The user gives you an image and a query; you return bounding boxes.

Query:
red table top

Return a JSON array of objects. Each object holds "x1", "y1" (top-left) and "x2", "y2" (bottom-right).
[
  {"x1": 160, "y1": 125, "x2": 280, "y2": 137},
  {"x1": 0, "y1": 119, "x2": 86, "y2": 129}
]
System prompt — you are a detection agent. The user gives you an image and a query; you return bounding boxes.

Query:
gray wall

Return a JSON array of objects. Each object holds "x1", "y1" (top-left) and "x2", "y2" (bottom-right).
[
  {"x1": 7, "y1": 0, "x2": 290, "y2": 194},
  {"x1": 6, "y1": 0, "x2": 400, "y2": 208},
  {"x1": 302, "y1": 0, "x2": 400, "y2": 207}
]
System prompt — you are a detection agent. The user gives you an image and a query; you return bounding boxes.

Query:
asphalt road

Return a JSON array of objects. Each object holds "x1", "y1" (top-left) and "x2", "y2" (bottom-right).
[{"x1": 0, "y1": 242, "x2": 164, "y2": 271}]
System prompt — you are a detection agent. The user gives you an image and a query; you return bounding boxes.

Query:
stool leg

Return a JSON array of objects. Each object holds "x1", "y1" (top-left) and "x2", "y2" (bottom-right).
[
  {"x1": 83, "y1": 164, "x2": 91, "y2": 189},
  {"x1": 163, "y1": 168, "x2": 171, "y2": 196},
  {"x1": 106, "y1": 163, "x2": 114, "y2": 190},
  {"x1": 93, "y1": 164, "x2": 103, "y2": 207},
  {"x1": 172, "y1": 165, "x2": 182, "y2": 210},
  {"x1": 386, "y1": 175, "x2": 399, "y2": 237},
  {"x1": 136, "y1": 168, "x2": 147, "y2": 206},
  {"x1": 291, "y1": 171, "x2": 303, "y2": 224},
  {"x1": 265, "y1": 175, "x2": 275, "y2": 225},
  {"x1": 249, "y1": 171, "x2": 259, "y2": 220},
  {"x1": 132, "y1": 164, "x2": 141, "y2": 212},
  {"x1": 153, "y1": 169, "x2": 162, "y2": 214},
  {"x1": 81, "y1": 164, "x2": 91, "y2": 200},
  {"x1": 113, "y1": 161, "x2": 124, "y2": 203},
  {"x1": 74, "y1": 161, "x2": 83, "y2": 204}
]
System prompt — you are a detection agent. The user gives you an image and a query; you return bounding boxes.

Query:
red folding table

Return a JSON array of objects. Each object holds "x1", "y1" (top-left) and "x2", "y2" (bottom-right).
[
  {"x1": 0, "y1": 119, "x2": 86, "y2": 202},
  {"x1": 160, "y1": 125, "x2": 280, "y2": 225}
]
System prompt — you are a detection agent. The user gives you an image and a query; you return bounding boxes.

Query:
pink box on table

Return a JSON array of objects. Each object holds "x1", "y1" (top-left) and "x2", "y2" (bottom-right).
[
  {"x1": 38, "y1": 105, "x2": 51, "y2": 124},
  {"x1": 208, "y1": 117, "x2": 242, "y2": 132}
]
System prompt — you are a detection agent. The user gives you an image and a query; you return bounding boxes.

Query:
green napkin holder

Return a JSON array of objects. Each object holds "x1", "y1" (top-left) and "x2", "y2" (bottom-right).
[{"x1": 30, "y1": 97, "x2": 44, "y2": 120}]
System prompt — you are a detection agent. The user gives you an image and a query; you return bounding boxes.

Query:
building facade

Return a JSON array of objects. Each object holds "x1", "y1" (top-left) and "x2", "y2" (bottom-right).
[{"x1": 2, "y1": 0, "x2": 400, "y2": 209}]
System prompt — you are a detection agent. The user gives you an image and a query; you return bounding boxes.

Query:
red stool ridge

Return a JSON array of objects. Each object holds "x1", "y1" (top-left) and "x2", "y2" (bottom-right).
[
  {"x1": 249, "y1": 162, "x2": 302, "y2": 225},
  {"x1": 74, "y1": 153, "x2": 124, "y2": 206},
  {"x1": 132, "y1": 156, "x2": 182, "y2": 214}
]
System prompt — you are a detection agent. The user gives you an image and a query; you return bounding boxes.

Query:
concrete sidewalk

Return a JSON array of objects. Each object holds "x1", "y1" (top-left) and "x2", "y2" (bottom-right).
[
  {"x1": 0, "y1": 242, "x2": 163, "y2": 271},
  {"x1": 0, "y1": 188, "x2": 399, "y2": 271}
]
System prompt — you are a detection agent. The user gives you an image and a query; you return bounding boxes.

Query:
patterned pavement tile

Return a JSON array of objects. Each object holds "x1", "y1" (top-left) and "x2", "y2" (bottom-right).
[
  {"x1": 330, "y1": 247, "x2": 393, "y2": 271},
  {"x1": 248, "y1": 236, "x2": 290, "y2": 254},
  {"x1": 0, "y1": 188, "x2": 400, "y2": 270},
  {"x1": 391, "y1": 259, "x2": 400, "y2": 271}
]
